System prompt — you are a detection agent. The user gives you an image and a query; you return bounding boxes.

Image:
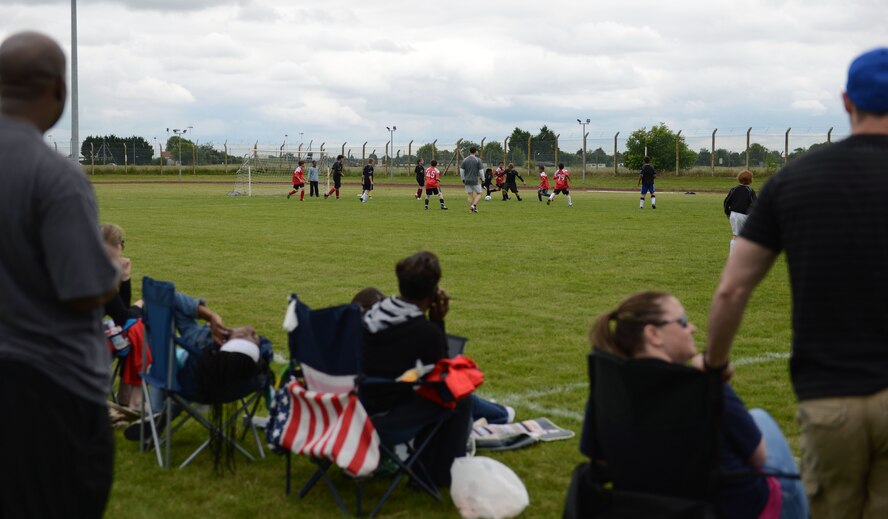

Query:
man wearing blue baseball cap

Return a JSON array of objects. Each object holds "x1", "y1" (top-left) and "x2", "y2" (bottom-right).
[{"x1": 706, "y1": 47, "x2": 888, "y2": 518}]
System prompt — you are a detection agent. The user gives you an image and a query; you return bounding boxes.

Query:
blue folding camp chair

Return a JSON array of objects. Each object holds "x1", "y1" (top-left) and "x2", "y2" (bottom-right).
[
  {"x1": 270, "y1": 294, "x2": 449, "y2": 518},
  {"x1": 139, "y1": 276, "x2": 269, "y2": 469}
]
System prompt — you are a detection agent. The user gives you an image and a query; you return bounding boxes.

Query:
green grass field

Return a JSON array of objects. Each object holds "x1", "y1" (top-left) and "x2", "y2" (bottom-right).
[{"x1": 96, "y1": 176, "x2": 794, "y2": 518}]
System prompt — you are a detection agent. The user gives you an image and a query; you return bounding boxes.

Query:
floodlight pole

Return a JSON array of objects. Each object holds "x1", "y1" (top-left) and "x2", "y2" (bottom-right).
[
  {"x1": 578, "y1": 118, "x2": 589, "y2": 182},
  {"x1": 71, "y1": 0, "x2": 79, "y2": 161},
  {"x1": 386, "y1": 126, "x2": 396, "y2": 177},
  {"x1": 167, "y1": 127, "x2": 187, "y2": 179}
]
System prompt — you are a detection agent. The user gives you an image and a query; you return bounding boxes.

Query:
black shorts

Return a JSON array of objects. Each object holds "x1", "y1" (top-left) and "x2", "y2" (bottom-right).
[
  {"x1": 555, "y1": 189, "x2": 569, "y2": 195},
  {"x1": 363, "y1": 183, "x2": 373, "y2": 191},
  {"x1": 505, "y1": 182, "x2": 519, "y2": 193},
  {"x1": 416, "y1": 176, "x2": 425, "y2": 187},
  {"x1": 292, "y1": 183, "x2": 304, "y2": 190},
  {"x1": 333, "y1": 177, "x2": 342, "y2": 188},
  {"x1": 425, "y1": 187, "x2": 440, "y2": 196}
]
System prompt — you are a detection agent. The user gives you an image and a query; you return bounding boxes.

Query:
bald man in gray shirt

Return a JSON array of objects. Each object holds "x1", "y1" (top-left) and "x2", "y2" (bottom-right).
[{"x1": 0, "y1": 31, "x2": 119, "y2": 518}]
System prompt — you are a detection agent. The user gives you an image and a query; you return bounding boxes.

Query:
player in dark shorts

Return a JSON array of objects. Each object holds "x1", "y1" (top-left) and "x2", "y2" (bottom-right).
[
  {"x1": 547, "y1": 163, "x2": 573, "y2": 207},
  {"x1": 503, "y1": 163, "x2": 525, "y2": 201},
  {"x1": 287, "y1": 160, "x2": 306, "y2": 201},
  {"x1": 638, "y1": 156, "x2": 657, "y2": 209},
  {"x1": 483, "y1": 168, "x2": 498, "y2": 198},
  {"x1": 325, "y1": 154, "x2": 345, "y2": 199},
  {"x1": 494, "y1": 162, "x2": 508, "y2": 200},
  {"x1": 423, "y1": 160, "x2": 448, "y2": 210},
  {"x1": 360, "y1": 158, "x2": 374, "y2": 203},
  {"x1": 414, "y1": 158, "x2": 425, "y2": 200}
]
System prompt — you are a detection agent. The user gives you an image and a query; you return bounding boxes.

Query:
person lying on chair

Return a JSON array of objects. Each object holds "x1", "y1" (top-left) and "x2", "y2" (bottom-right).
[
  {"x1": 588, "y1": 291, "x2": 807, "y2": 519},
  {"x1": 359, "y1": 251, "x2": 473, "y2": 488}
]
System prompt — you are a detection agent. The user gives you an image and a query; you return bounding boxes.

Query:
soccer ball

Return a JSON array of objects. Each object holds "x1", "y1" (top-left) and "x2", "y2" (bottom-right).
[{"x1": 485, "y1": 195, "x2": 492, "y2": 201}]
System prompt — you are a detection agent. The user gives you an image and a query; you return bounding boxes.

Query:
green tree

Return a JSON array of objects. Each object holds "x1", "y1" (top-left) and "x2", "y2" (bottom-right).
[
  {"x1": 415, "y1": 143, "x2": 437, "y2": 162},
  {"x1": 623, "y1": 123, "x2": 695, "y2": 172},
  {"x1": 82, "y1": 135, "x2": 154, "y2": 165},
  {"x1": 532, "y1": 125, "x2": 558, "y2": 164},
  {"x1": 507, "y1": 127, "x2": 531, "y2": 158},
  {"x1": 481, "y1": 141, "x2": 504, "y2": 164}
]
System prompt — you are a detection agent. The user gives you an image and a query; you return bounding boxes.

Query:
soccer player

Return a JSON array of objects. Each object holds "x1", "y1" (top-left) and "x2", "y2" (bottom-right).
[
  {"x1": 325, "y1": 154, "x2": 345, "y2": 199},
  {"x1": 503, "y1": 163, "x2": 525, "y2": 201},
  {"x1": 287, "y1": 160, "x2": 306, "y2": 201},
  {"x1": 482, "y1": 168, "x2": 497, "y2": 198},
  {"x1": 423, "y1": 160, "x2": 448, "y2": 211},
  {"x1": 494, "y1": 161, "x2": 508, "y2": 200},
  {"x1": 548, "y1": 163, "x2": 572, "y2": 207},
  {"x1": 414, "y1": 158, "x2": 425, "y2": 200},
  {"x1": 638, "y1": 156, "x2": 656, "y2": 209},
  {"x1": 537, "y1": 165, "x2": 551, "y2": 202},
  {"x1": 723, "y1": 170, "x2": 756, "y2": 254},
  {"x1": 360, "y1": 158, "x2": 374, "y2": 203}
]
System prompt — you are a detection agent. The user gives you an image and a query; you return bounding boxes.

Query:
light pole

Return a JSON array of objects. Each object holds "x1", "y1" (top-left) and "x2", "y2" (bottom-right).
[
  {"x1": 386, "y1": 125, "x2": 396, "y2": 177},
  {"x1": 577, "y1": 118, "x2": 589, "y2": 182},
  {"x1": 167, "y1": 127, "x2": 190, "y2": 179}
]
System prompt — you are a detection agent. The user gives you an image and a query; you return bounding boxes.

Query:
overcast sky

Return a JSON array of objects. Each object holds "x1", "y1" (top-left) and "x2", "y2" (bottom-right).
[{"x1": 3, "y1": 0, "x2": 886, "y2": 155}]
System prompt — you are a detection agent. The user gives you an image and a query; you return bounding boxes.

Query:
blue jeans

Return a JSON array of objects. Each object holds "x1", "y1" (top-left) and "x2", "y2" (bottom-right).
[
  {"x1": 472, "y1": 395, "x2": 510, "y2": 424},
  {"x1": 749, "y1": 408, "x2": 809, "y2": 519}
]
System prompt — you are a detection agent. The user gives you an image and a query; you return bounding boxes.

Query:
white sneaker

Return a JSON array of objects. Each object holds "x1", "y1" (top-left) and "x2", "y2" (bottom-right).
[{"x1": 505, "y1": 406, "x2": 516, "y2": 423}]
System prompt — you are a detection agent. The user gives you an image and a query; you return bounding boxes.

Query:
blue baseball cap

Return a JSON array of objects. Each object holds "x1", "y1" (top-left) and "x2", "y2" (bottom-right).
[{"x1": 846, "y1": 47, "x2": 888, "y2": 113}]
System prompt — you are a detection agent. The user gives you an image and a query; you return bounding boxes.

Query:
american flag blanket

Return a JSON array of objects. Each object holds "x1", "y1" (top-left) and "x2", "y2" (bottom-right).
[{"x1": 267, "y1": 377, "x2": 380, "y2": 477}]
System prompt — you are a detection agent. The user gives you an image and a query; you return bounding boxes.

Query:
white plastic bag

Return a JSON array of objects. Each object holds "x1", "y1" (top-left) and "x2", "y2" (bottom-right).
[{"x1": 450, "y1": 456, "x2": 530, "y2": 519}]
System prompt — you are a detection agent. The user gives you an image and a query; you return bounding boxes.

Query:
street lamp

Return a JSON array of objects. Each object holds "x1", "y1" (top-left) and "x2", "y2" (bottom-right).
[
  {"x1": 577, "y1": 118, "x2": 590, "y2": 182},
  {"x1": 386, "y1": 125, "x2": 396, "y2": 177}
]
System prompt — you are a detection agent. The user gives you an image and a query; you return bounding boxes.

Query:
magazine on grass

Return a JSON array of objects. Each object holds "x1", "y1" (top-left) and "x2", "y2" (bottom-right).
[{"x1": 471, "y1": 417, "x2": 575, "y2": 451}]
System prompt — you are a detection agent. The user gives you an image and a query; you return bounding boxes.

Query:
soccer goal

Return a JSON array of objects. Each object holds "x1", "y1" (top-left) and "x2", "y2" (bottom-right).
[{"x1": 228, "y1": 152, "x2": 328, "y2": 196}]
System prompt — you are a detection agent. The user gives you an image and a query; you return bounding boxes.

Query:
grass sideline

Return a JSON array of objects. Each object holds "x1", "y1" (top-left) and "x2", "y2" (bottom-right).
[{"x1": 97, "y1": 177, "x2": 794, "y2": 518}]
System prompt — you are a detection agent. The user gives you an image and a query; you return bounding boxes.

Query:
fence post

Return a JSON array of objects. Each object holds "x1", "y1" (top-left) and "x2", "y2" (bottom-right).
[
  {"x1": 341, "y1": 142, "x2": 346, "y2": 159},
  {"x1": 408, "y1": 140, "x2": 413, "y2": 166},
  {"x1": 784, "y1": 128, "x2": 791, "y2": 165},
  {"x1": 675, "y1": 130, "x2": 681, "y2": 175},
  {"x1": 527, "y1": 136, "x2": 532, "y2": 174},
  {"x1": 554, "y1": 134, "x2": 560, "y2": 167},
  {"x1": 503, "y1": 137, "x2": 509, "y2": 166},
  {"x1": 362, "y1": 142, "x2": 367, "y2": 168},
  {"x1": 827, "y1": 127, "x2": 833, "y2": 144},
  {"x1": 432, "y1": 139, "x2": 437, "y2": 161},
  {"x1": 746, "y1": 127, "x2": 752, "y2": 170},
  {"x1": 222, "y1": 141, "x2": 226, "y2": 174},
  {"x1": 613, "y1": 132, "x2": 619, "y2": 176},
  {"x1": 123, "y1": 142, "x2": 128, "y2": 175},
  {"x1": 192, "y1": 141, "x2": 196, "y2": 175},
  {"x1": 480, "y1": 137, "x2": 485, "y2": 162},
  {"x1": 253, "y1": 141, "x2": 257, "y2": 159},
  {"x1": 710, "y1": 128, "x2": 718, "y2": 176},
  {"x1": 91, "y1": 142, "x2": 95, "y2": 175}
]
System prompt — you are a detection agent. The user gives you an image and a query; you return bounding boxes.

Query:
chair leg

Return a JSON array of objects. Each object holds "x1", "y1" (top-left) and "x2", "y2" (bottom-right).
[{"x1": 286, "y1": 452, "x2": 292, "y2": 496}]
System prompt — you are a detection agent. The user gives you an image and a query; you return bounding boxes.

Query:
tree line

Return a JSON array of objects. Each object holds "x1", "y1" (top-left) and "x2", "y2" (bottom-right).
[{"x1": 80, "y1": 135, "x2": 238, "y2": 166}]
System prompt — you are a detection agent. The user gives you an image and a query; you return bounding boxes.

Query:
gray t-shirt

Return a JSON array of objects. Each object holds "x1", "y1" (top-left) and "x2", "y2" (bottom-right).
[
  {"x1": 460, "y1": 154, "x2": 483, "y2": 185},
  {"x1": 0, "y1": 117, "x2": 118, "y2": 405}
]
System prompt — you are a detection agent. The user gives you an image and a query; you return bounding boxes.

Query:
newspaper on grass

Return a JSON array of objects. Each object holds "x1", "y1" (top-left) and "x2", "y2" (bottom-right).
[{"x1": 471, "y1": 417, "x2": 575, "y2": 451}]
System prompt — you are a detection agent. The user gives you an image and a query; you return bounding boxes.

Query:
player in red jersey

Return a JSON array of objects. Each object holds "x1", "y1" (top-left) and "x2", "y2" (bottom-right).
[
  {"x1": 423, "y1": 160, "x2": 448, "y2": 211},
  {"x1": 547, "y1": 163, "x2": 572, "y2": 207},
  {"x1": 494, "y1": 161, "x2": 508, "y2": 200},
  {"x1": 287, "y1": 160, "x2": 306, "y2": 201},
  {"x1": 537, "y1": 165, "x2": 551, "y2": 202}
]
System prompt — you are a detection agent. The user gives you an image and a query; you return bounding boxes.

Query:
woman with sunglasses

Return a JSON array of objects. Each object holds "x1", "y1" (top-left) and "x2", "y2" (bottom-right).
[{"x1": 589, "y1": 291, "x2": 807, "y2": 519}]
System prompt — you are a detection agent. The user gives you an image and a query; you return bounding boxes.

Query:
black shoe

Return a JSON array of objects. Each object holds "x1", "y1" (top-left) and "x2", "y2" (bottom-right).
[
  {"x1": 324, "y1": 194, "x2": 328, "y2": 199},
  {"x1": 652, "y1": 204, "x2": 656, "y2": 209},
  {"x1": 124, "y1": 412, "x2": 166, "y2": 441},
  {"x1": 424, "y1": 205, "x2": 429, "y2": 210},
  {"x1": 441, "y1": 205, "x2": 448, "y2": 210}
]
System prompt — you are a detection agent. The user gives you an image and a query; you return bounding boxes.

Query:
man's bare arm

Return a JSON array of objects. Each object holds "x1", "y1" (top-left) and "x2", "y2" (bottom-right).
[{"x1": 706, "y1": 238, "x2": 779, "y2": 367}]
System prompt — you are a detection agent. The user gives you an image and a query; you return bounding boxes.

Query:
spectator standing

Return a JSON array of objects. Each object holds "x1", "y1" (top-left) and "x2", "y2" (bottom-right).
[
  {"x1": 706, "y1": 47, "x2": 888, "y2": 518},
  {"x1": 0, "y1": 31, "x2": 119, "y2": 518},
  {"x1": 308, "y1": 160, "x2": 320, "y2": 197}
]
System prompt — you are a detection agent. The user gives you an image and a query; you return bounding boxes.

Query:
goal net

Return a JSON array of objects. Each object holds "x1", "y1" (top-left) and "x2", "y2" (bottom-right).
[{"x1": 228, "y1": 152, "x2": 328, "y2": 196}]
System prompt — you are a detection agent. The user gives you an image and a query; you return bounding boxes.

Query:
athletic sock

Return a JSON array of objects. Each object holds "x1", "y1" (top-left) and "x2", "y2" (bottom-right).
[
  {"x1": 729, "y1": 239, "x2": 736, "y2": 255},
  {"x1": 335, "y1": 189, "x2": 340, "y2": 198},
  {"x1": 300, "y1": 191, "x2": 305, "y2": 201},
  {"x1": 425, "y1": 198, "x2": 429, "y2": 208},
  {"x1": 567, "y1": 195, "x2": 573, "y2": 205},
  {"x1": 651, "y1": 196, "x2": 656, "y2": 207},
  {"x1": 640, "y1": 198, "x2": 644, "y2": 208}
]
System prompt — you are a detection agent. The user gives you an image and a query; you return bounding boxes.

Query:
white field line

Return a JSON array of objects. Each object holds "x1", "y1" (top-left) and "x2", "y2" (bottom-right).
[{"x1": 478, "y1": 351, "x2": 792, "y2": 424}]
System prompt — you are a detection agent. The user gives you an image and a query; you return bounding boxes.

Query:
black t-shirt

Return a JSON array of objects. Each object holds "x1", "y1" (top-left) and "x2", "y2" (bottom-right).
[
  {"x1": 505, "y1": 169, "x2": 524, "y2": 184},
  {"x1": 639, "y1": 164, "x2": 656, "y2": 184},
  {"x1": 740, "y1": 134, "x2": 888, "y2": 400},
  {"x1": 415, "y1": 164, "x2": 425, "y2": 180},
  {"x1": 362, "y1": 164, "x2": 374, "y2": 184},
  {"x1": 723, "y1": 185, "x2": 756, "y2": 216},
  {"x1": 331, "y1": 161, "x2": 343, "y2": 180}
]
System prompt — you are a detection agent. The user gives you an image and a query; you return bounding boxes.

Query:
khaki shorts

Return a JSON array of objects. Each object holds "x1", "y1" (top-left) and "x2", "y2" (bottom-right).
[
  {"x1": 797, "y1": 386, "x2": 888, "y2": 518},
  {"x1": 464, "y1": 183, "x2": 482, "y2": 194}
]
